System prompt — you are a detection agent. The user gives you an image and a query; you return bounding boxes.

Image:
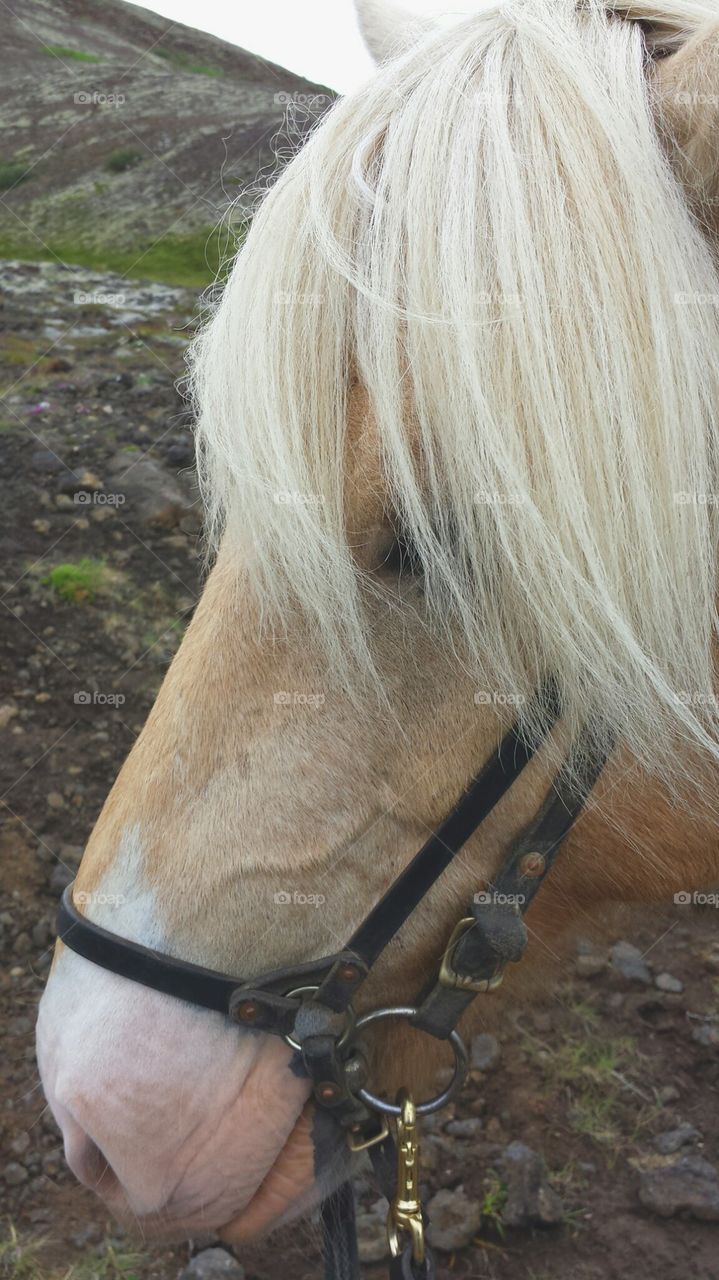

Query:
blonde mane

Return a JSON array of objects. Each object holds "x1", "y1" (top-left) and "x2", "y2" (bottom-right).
[{"x1": 190, "y1": 0, "x2": 719, "y2": 788}]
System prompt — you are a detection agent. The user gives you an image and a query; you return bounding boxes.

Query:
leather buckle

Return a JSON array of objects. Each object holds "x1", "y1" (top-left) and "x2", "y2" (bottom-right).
[{"x1": 438, "y1": 917, "x2": 505, "y2": 993}]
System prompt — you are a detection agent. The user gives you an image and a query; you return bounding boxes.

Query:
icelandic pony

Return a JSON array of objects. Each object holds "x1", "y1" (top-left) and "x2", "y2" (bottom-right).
[{"x1": 37, "y1": 0, "x2": 719, "y2": 1245}]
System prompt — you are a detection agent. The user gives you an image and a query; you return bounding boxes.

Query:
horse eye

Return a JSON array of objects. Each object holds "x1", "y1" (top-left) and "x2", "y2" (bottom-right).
[{"x1": 379, "y1": 533, "x2": 423, "y2": 578}]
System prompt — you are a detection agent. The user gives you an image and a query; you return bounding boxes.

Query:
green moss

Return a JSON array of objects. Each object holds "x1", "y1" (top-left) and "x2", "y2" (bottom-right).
[
  {"x1": 523, "y1": 1017, "x2": 641, "y2": 1151},
  {"x1": 0, "y1": 1220, "x2": 47, "y2": 1277},
  {"x1": 0, "y1": 1220, "x2": 147, "y2": 1279},
  {"x1": 0, "y1": 335, "x2": 49, "y2": 367},
  {"x1": 43, "y1": 558, "x2": 108, "y2": 603},
  {"x1": 104, "y1": 148, "x2": 143, "y2": 174},
  {"x1": 0, "y1": 222, "x2": 244, "y2": 287},
  {"x1": 42, "y1": 45, "x2": 102, "y2": 62},
  {"x1": 479, "y1": 1176, "x2": 508, "y2": 1237},
  {"x1": 0, "y1": 162, "x2": 32, "y2": 191},
  {"x1": 155, "y1": 48, "x2": 223, "y2": 77},
  {"x1": 67, "y1": 1243, "x2": 146, "y2": 1279}
]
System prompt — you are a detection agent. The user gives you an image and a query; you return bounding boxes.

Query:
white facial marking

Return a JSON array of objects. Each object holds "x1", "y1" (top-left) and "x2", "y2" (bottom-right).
[{"x1": 78, "y1": 822, "x2": 165, "y2": 947}]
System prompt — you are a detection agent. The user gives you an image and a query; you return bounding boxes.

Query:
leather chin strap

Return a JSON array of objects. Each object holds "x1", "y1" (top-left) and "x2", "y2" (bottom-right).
[{"x1": 56, "y1": 682, "x2": 609, "y2": 1280}]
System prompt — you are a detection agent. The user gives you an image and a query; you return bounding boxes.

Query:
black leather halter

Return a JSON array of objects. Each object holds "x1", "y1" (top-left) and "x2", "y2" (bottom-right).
[{"x1": 57, "y1": 683, "x2": 608, "y2": 1280}]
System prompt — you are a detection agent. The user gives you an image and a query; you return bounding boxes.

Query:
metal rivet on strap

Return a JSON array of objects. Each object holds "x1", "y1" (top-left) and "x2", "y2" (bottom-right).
[
  {"x1": 235, "y1": 999, "x2": 260, "y2": 1023},
  {"x1": 518, "y1": 851, "x2": 546, "y2": 878},
  {"x1": 337, "y1": 962, "x2": 363, "y2": 984},
  {"x1": 316, "y1": 1081, "x2": 343, "y2": 1104}
]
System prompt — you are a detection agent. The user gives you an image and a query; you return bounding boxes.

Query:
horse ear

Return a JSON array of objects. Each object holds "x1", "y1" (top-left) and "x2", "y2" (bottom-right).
[
  {"x1": 653, "y1": 26, "x2": 719, "y2": 214},
  {"x1": 353, "y1": 0, "x2": 428, "y2": 64}
]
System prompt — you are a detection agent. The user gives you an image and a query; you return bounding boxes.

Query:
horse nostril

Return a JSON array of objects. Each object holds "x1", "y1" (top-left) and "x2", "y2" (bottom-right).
[{"x1": 63, "y1": 1120, "x2": 120, "y2": 1198}]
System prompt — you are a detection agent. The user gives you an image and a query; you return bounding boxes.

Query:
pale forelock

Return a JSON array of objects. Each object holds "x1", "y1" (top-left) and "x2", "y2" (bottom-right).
[{"x1": 189, "y1": 0, "x2": 719, "y2": 789}]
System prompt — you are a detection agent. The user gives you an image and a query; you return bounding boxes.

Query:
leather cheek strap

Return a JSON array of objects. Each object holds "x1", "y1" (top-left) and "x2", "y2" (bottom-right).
[{"x1": 412, "y1": 733, "x2": 609, "y2": 1039}]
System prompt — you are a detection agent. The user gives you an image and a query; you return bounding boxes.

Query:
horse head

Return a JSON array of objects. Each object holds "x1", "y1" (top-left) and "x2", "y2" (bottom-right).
[{"x1": 37, "y1": 0, "x2": 719, "y2": 1249}]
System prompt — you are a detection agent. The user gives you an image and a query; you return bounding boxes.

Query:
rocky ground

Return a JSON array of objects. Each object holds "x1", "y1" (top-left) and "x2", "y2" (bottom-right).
[{"x1": 2, "y1": 260, "x2": 719, "y2": 1280}]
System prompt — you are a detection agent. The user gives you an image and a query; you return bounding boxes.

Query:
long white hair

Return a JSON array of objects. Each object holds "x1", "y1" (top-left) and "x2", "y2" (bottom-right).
[{"x1": 190, "y1": 0, "x2": 719, "y2": 787}]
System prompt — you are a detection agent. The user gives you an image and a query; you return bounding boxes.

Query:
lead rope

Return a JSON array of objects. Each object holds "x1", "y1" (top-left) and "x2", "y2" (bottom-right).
[{"x1": 321, "y1": 1180, "x2": 361, "y2": 1280}]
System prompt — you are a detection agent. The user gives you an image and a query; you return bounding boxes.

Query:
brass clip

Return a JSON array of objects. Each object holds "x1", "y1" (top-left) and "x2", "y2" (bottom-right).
[
  {"x1": 346, "y1": 1113, "x2": 390, "y2": 1152},
  {"x1": 387, "y1": 1089, "x2": 425, "y2": 1264}
]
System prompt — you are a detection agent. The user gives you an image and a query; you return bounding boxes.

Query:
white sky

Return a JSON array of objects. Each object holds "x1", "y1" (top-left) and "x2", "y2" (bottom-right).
[
  {"x1": 124, "y1": 1, "x2": 482, "y2": 92},
  {"x1": 124, "y1": 0, "x2": 376, "y2": 92}
]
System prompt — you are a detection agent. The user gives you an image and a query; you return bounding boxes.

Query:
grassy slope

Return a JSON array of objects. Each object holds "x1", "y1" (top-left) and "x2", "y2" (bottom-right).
[{"x1": 0, "y1": 224, "x2": 242, "y2": 287}]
